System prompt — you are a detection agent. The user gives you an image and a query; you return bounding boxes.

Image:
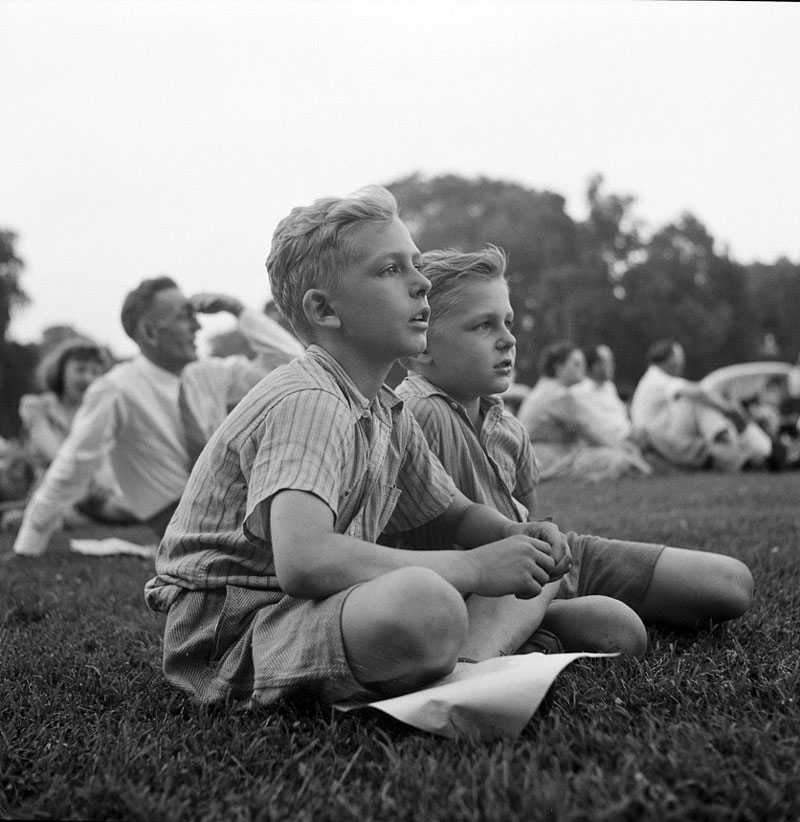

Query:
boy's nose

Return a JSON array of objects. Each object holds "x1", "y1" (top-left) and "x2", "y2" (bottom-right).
[
  {"x1": 498, "y1": 329, "x2": 516, "y2": 349},
  {"x1": 410, "y1": 269, "x2": 431, "y2": 297}
]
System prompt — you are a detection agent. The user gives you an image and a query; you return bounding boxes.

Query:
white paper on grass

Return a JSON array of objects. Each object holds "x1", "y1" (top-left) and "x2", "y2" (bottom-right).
[
  {"x1": 69, "y1": 538, "x2": 156, "y2": 559},
  {"x1": 336, "y1": 652, "x2": 615, "y2": 739}
]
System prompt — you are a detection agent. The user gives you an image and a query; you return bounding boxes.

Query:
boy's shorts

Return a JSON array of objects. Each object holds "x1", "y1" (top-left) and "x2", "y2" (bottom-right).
[
  {"x1": 161, "y1": 584, "x2": 372, "y2": 707},
  {"x1": 556, "y1": 532, "x2": 666, "y2": 611}
]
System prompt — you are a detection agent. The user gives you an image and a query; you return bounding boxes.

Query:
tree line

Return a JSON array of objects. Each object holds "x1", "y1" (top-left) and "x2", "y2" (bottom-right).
[
  {"x1": 388, "y1": 173, "x2": 800, "y2": 398},
  {"x1": 1, "y1": 173, "x2": 798, "y2": 435}
]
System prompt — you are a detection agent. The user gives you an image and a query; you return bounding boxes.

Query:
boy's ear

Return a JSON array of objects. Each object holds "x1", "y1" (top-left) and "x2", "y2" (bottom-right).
[{"x1": 302, "y1": 289, "x2": 341, "y2": 331}]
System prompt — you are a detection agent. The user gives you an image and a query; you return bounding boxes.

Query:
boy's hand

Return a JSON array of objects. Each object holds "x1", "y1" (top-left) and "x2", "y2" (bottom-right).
[
  {"x1": 509, "y1": 520, "x2": 571, "y2": 581},
  {"x1": 189, "y1": 293, "x2": 244, "y2": 317},
  {"x1": 468, "y1": 535, "x2": 556, "y2": 599}
]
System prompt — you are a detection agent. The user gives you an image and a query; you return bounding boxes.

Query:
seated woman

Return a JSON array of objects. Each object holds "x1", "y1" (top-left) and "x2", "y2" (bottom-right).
[
  {"x1": 516, "y1": 340, "x2": 651, "y2": 481},
  {"x1": 17, "y1": 338, "x2": 135, "y2": 525}
]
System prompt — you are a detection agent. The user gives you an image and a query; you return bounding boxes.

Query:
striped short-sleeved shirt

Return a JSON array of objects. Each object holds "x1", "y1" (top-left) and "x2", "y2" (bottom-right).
[
  {"x1": 145, "y1": 347, "x2": 457, "y2": 613},
  {"x1": 394, "y1": 374, "x2": 539, "y2": 551}
]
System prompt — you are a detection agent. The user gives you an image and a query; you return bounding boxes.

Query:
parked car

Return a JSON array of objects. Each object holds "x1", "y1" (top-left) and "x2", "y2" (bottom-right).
[{"x1": 700, "y1": 361, "x2": 793, "y2": 404}]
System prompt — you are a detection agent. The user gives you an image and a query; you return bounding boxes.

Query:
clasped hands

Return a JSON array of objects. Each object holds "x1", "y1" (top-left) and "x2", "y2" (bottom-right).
[
  {"x1": 469, "y1": 519, "x2": 571, "y2": 600},
  {"x1": 510, "y1": 518, "x2": 572, "y2": 581}
]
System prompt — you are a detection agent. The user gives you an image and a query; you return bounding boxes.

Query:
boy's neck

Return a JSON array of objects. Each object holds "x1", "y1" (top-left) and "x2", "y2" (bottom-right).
[
  {"x1": 319, "y1": 341, "x2": 392, "y2": 402},
  {"x1": 416, "y1": 372, "x2": 482, "y2": 431}
]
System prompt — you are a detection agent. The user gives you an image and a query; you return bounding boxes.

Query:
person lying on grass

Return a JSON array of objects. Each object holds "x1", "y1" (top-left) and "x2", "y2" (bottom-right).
[
  {"x1": 145, "y1": 185, "x2": 574, "y2": 706},
  {"x1": 393, "y1": 245, "x2": 753, "y2": 655}
]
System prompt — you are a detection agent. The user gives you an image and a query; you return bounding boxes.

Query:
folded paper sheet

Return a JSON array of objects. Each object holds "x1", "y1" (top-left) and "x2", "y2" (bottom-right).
[
  {"x1": 70, "y1": 538, "x2": 156, "y2": 559},
  {"x1": 337, "y1": 652, "x2": 614, "y2": 739}
]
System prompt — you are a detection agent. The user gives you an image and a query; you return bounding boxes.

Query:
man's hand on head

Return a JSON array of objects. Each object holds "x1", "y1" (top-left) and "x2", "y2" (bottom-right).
[{"x1": 190, "y1": 293, "x2": 244, "y2": 317}]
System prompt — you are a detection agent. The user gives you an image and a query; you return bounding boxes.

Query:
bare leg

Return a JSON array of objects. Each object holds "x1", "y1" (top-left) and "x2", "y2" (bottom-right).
[
  {"x1": 637, "y1": 547, "x2": 753, "y2": 627},
  {"x1": 460, "y1": 580, "x2": 561, "y2": 661},
  {"x1": 540, "y1": 596, "x2": 647, "y2": 657},
  {"x1": 341, "y1": 566, "x2": 468, "y2": 697}
]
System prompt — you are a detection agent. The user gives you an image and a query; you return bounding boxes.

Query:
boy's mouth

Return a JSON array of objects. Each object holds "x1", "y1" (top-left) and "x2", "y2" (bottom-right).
[
  {"x1": 410, "y1": 308, "x2": 430, "y2": 325},
  {"x1": 495, "y1": 357, "x2": 514, "y2": 373}
]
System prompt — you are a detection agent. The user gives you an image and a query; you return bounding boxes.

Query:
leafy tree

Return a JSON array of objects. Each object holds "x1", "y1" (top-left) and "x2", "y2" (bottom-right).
[
  {"x1": 745, "y1": 258, "x2": 800, "y2": 361},
  {"x1": 384, "y1": 173, "x2": 784, "y2": 393},
  {"x1": 0, "y1": 230, "x2": 36, "y2": 438},
  {"x1": 618, "y1": 213, "x2": 755, "y2": 380},
  {"x1": 0, "y1": 229, "x2": 29, "y2": 342}
]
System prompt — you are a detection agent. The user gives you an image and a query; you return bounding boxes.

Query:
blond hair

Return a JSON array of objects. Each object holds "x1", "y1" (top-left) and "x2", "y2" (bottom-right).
[
  {"x1": 420, "y1": 245, "x2": 508, "y2": 339},
  {"x1": 266, "y1": 185, "x2": 399, "y2": 344}
]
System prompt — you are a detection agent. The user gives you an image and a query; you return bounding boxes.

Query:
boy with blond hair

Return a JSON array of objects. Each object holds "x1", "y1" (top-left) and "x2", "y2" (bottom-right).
[
  {"x1": 145, "y1": 187, "x2": 573, "y2": 707},
  {"x1": 396, "y1": 245, "x2": 753, "y2": 654}
]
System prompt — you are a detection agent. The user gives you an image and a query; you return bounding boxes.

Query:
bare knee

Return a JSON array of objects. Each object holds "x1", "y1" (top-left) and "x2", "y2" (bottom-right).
[
  {"x1": 543, "y1": 597, "x2": 647, "y2": 658},
  {"x1": 585, "y1": 600, "x2": 647, "y2": 658},
  {"x1": 343, "y1": 567, "x2": 468, "y2": 691},
  {"x1": 643, "y1": 548, "x2": 754, "y2": 628},
  {"x1": 711, "y1": 557, "x2": 753, "y2": 621},
  {"x1": 389, "y1": 567, "x2": 468, "y2": 669}
]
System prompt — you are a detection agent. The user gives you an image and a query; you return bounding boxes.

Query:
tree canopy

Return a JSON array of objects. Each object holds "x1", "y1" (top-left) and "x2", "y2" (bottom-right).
[{"x1": 387, "y1": 174, "x2": 800, "y2": 395}]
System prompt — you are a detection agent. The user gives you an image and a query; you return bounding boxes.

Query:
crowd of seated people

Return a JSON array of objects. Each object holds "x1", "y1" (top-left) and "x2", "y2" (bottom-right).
[
  {"x1": 2, "y1": 283, "x2": 304, "y2": 555},
  {"x1": 516, "y1": 338, "x2": 799, "y2": 481},
  {"x1": 516, "y1": 341, "x2": 651, "y2": 481},
  {"x1": 0, "y1": 338, "x2": 133, "y2": 528}
]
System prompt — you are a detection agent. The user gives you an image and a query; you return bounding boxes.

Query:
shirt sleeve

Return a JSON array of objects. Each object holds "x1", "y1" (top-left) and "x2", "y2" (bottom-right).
[
  {"x1": 238, "y1": 307, "x2": 305, "y2": 362},
  {"x1": 14, "y1": 379, "x2": 123, "y2": 550},
  {"x1": 513, "y1": 418, "x2": 539, "y2": 499},
  {"x1": 243, "y1": 388, "x2": 352, "y2": 542},
  {"x1": 19, "y1": 394, "x2": 66, "y2": 465}
]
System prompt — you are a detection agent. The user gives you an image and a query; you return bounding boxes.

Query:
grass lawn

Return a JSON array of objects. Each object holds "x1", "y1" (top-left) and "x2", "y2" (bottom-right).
[{"x1": 1, "y1": 472, "x2": 798, "y2": 822}]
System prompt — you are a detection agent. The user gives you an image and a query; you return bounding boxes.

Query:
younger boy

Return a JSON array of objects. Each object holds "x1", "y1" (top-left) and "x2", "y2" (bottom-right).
[
  {"x1": 396, "y1": 246, "x2": 753, "y2": 654},
  {"x1": 145, "y1": 187, "x2": 572, "y2": 707}
]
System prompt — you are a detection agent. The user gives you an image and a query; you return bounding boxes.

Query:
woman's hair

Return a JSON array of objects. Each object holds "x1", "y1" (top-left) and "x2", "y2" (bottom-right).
[
  {"x1": 37, "y1": 337, "x2": 112, "y2": 397},
  {"x1": 266, "y1": 185, "x2": 399, "y2": 344},
  {"x1": 538, "y1": 340, "x2": 579, "y2": 378},
  {"x1": 646, "y1": 338, "x2": 679, "y2": 365}
]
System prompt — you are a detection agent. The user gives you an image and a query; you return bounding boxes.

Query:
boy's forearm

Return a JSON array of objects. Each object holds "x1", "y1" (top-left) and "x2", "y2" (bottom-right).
[
  {"x1": 277, "y1": 531, "x2": 482, "y2": 599},
  {"x1": 446, "y1": 501, "x2": 516, "y2": 548}
]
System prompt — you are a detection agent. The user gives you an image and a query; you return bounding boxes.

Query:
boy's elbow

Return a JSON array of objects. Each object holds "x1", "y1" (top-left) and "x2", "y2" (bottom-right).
[
  {"x1": 274, "y1": 550, "x2": 331, "y2": 599},
  {"x1": 276, "y1": 565, "x2": 320, "y2": 599}
]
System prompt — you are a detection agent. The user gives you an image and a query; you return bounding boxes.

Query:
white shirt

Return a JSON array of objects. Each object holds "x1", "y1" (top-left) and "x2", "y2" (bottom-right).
[
  {"x1": 14, "y1": 307, "x2": 304, "y2": 555},
  {"x1": 572, "y1": 378, "x2": 632, "y2": 445},
  {"x1": 629, "y1": 365, "x2": 687, "y2": 432}
]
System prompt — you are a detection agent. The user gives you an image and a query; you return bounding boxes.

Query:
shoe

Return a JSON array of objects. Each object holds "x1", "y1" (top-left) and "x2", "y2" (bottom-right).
[{"x1": 517, "y1": 628, "x2": 564, "y2": 655}]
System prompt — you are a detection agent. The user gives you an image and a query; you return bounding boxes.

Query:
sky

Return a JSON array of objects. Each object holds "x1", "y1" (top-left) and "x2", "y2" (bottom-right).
[{"x1": 2, "y1": 0, "x2": 799, "y2": 359}]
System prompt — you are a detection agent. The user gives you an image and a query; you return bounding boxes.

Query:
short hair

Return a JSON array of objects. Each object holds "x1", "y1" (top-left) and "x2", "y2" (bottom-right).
[
  {"x1": 120, "y1": 276, "x2": 179, "y2": 341},
  {"x1": 37, "y1": 337, "x2": 112, "y2": 397},
  {"x1": 585, "y1": 344, "x2": 614, "y2": 372},
  {"x1": 647, "y1": 338, "x2": 679, "y2": 365},
  {"x1": 420, "y1": 245, "x2": 508, "y2": 337},
  {"x1": 266, "y1": 185, "x2": 399, "y2": 344},
  {"x1": 538, "y1": 340, "x2": 579, "y2": 378}
]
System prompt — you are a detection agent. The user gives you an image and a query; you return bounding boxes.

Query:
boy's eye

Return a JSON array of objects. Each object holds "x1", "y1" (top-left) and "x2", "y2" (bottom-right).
[{"x1": 382, "y1": 264, "x2": 400, "y2": 275}]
